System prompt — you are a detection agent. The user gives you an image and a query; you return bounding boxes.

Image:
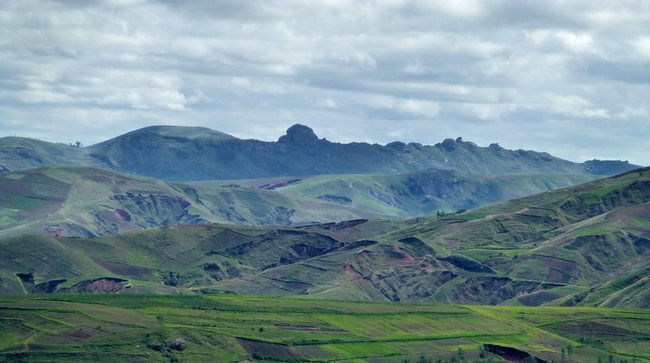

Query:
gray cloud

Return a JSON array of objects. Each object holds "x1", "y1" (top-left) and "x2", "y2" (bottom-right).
[{"x1": 0, "y1": 0, "x2": 649, "y2": 165}]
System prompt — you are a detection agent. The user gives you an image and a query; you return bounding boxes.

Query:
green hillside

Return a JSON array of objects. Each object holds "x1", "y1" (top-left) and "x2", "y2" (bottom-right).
[
  {"x1": 266, "y1": 169, "x2": 591, "y2": 217},
  {"x1": 0, "y1": 295, "x2": 648, "y2": 363},
  {"x1": 1, "y1": 168, "x2": 648, "y2": 308},
  {"x1": 0, "y1": 167, "x2": 217, "y2": 238},
  {"x1": 0, "y1": 167, "x2": 590, "y2": 238}
]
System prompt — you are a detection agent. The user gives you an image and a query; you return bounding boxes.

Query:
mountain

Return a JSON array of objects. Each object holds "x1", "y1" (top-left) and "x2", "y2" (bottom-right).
[
  {"x1": 1, "y1": 124, "x2": 640, "y2": 180},
  {"x1": 85, "y1": 123, "x2": 640, "y2": 180},
  {"x1": 0, "y1": 167, "x2": 589, "y2": 238},
  {"x1": 2, "y1": 167, "x2": 648, "y2": 308}
]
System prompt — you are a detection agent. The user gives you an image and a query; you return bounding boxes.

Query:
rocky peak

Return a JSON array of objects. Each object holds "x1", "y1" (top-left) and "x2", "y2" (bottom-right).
[{"x1": 278, "y1": 124, "x2": 319, "y2": 146}]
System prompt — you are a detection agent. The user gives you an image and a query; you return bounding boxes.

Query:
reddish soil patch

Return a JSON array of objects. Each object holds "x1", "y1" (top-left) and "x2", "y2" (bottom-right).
[
  {"x1": 532, "y1": 254, "x2": 576, "y2": 283},
  {"x1": 606, "y1": 204, "x2": 650, "y2": 221},
  {"x1": 387, "y1": 246, "x2": 418, "y2": 266},
  {"x1": 237, "y1": 338, "x2": 301, "y2": 361},
  {"x1": 557, "y1": 321, "x2": 636, "y2": 336},
  {"x1": 43, "y1": 223, "x2": 93, "y2": 237},
  {"x1": 355, "y1": 250, "x2": 373, "y2": 261},
  {"x1": 93, "y1": 259, "x2": 152, "y2": 279},
  {"x1": 545, "y1": 268, "x2": 572, "y2": 284},
  {"x1": 114, "y1": 208, "x2": 131, "y2": 221},
  {"x1": 61, "y1": 327, "x2": 101, "y2": 340},
  {"x1": 518, "y1": 291, "x2": 561, "y2": 306},
  {"x1": 70, "y1": 277, "x2": 129, "y2": 293},
  {"x1": 43, "y1": 224, "x2": 67, "y2": 237}
]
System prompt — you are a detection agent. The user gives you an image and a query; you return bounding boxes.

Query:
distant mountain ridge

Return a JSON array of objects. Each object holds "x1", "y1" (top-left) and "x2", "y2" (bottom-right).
[{"x1": 0, "y1": 124, "x2": 640, "y2": 180}]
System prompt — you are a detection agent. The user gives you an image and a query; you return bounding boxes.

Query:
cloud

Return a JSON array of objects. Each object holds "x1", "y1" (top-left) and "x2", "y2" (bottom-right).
[{"x1": 0, "y1": 0, "x2": 649, "y2": 165}]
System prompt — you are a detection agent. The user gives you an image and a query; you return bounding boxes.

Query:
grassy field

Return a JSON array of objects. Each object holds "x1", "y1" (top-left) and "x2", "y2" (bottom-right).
[{"x1": 0, "y1": 295, "x2": 648, "y2": 363}]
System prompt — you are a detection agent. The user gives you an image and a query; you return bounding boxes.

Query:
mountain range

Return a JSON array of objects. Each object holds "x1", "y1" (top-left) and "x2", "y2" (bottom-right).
[
  {"x1": 0, "y1": 124, "x2": 638, "y2": 180},
  {"x1": 0, "y1": 124, "x2": 647, "y2": 309}
]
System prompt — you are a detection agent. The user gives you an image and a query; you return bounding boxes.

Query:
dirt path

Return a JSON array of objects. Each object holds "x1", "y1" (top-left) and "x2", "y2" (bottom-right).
[
  {"x1": 22, "y1": 333, "x2": 36, "y2": 353},
  {"x1": 14, "y1": 274, "x2": 28, "y2": 294}
]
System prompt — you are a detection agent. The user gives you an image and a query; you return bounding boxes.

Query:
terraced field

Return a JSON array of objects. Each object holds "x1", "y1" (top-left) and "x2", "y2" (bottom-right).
[{"x1": 0, "y1": 295, "x2": 648, "y2": 362}]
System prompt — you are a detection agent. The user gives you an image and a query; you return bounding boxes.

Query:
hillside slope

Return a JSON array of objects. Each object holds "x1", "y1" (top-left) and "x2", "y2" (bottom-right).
[
  {"x1": 0, "y1": 167, "x2": 590, "y2": 237},
  {"x1": 1, "y1": 168, "x2": 649, "y2": 308},
  {"x1": 0, "y1": 167, "x2": 215, "y2": 238}
]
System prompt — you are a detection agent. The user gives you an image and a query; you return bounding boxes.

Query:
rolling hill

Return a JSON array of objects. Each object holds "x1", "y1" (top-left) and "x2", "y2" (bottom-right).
[
  {"x1": 0, "y1": 124, "x2": 639, "y2": 180},
  {"x1": 0, "y1": 167, "x2": 590, "y2": 238},
  {"x1": 1, "y1": 167, "x2": 648, "y2": 308}
]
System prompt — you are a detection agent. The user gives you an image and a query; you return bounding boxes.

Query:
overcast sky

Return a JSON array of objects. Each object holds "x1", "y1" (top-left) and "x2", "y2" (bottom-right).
[{"x1": 1, "y1": 1, "x2": 649, "y2": 164}]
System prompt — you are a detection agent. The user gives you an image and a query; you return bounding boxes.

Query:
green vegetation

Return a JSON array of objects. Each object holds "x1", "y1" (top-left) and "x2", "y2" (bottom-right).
[
  {"x1": 0, "y1": 295, "x2": 648, "y2": 362},
  {"x1": 0, "y1": 126, "x2": 649, "y2": 362},
  {"x1": 0, "y1": 166, "x2": 591, "y2": 238},
  {"x1": 1, "y1": 168, "x2": 649, "y2": 308}
]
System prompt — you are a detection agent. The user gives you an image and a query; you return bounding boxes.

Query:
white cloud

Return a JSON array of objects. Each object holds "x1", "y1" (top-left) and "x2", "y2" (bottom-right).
[
  {"x1": 0, "y1": 0, "x2": 649, "y2": 165},
  {"x1": 632, "y1": 36, "x2": 650, "y2": 58}
]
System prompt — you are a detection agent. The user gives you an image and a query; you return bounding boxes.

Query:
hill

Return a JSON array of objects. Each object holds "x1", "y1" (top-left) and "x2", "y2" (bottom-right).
[
  {"x1": 260, "y1": 169, "x2": 591, "y2": 217},
  {"x1": 1, "y1": 124, "x2": 640, "y2": 180},
  {"x1": 1, "y1": 168, "x2": 648, "y2": 308},
  {"x1": 0, "y1": 167, "x2": 369, "y2": 238},
  {"x1": 0, "y1": 167, "x2": 590, "y2": 238}
]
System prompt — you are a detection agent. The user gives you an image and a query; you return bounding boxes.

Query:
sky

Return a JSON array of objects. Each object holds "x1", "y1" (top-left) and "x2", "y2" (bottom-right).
[{"x1": 1, "y1": 1, "x2": 649, "y2": 165}]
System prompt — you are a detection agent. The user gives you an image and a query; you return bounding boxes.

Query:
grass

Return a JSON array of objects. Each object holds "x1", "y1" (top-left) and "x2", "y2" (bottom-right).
[{"x1": 0, "y1": 295, "x2": 649, "y2": 362}]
